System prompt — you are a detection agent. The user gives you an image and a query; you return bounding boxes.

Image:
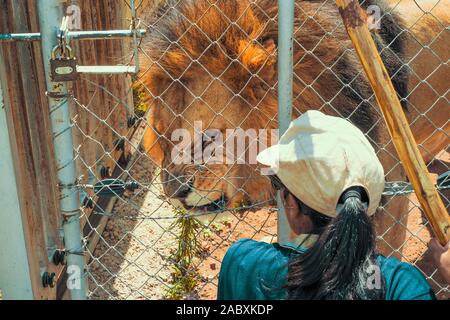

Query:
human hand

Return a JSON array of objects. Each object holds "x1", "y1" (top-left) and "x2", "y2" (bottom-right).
[{"x1": 428, "y1": 238, "x2": 450, "y2": 285}]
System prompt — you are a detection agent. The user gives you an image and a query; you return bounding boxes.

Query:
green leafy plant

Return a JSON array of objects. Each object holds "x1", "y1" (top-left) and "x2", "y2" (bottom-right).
[
  {"x1": 165, "y1": 207, "x2": 203, "y2": 300},
  {"x1": 133, "y1": 86, "x2": 148, "y2": 117}
]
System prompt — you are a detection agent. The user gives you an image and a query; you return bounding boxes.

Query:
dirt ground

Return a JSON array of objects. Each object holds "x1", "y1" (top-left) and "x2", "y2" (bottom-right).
[
  {"x1": 87, "y1": 154, "x2": 177, "y2": 299},
  {"x1": 88, "y1": 150, "x2": 449, "y2": 300}
]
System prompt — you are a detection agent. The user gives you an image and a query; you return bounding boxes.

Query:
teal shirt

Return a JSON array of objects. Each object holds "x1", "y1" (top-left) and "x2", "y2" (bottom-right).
[{"x1": 218, "y1": 238, "x2": 436, "y2": 300}]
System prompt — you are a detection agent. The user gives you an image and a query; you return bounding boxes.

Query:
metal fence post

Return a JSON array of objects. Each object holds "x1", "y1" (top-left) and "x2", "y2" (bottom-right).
[
  {"x1": 130, "y1": 0, "x2": 140, "y2": 73},
  {"x1": 37, "y1": 0, "x2": 87, "y2": 300},
  {"x1": 277, "y1": 0, "x2": 295, "y2": 245}
]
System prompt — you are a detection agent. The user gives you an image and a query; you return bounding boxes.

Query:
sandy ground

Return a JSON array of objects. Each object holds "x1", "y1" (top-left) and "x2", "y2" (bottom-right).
[
  {"x1": 87, "y1": 155, "x2": 177, "y2": 300},
  {"x1": 88, "y1": 150, "x2": 449, "y2": 300}
]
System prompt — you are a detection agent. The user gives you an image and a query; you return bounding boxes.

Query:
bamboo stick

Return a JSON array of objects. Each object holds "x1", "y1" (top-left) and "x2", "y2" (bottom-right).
[{"x1": 335, "y1": 0, "x2": 450, "y2": 245}]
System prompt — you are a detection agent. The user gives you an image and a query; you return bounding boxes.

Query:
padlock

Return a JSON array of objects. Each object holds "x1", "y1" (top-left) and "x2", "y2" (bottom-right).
[{"x1": 50, "y1": 45, "x2": 78, "y2": 82}]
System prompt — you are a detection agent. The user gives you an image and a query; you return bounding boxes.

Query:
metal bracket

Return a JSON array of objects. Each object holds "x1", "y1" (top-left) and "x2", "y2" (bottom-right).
[
  {"x1": 46, "y1": 91, "x2": 73, "y2": 99},
  {"x1": 0, "y1": 28, "x2": 146, "y2": 76},
  {"x1": 0, "y1": 29, "x2": 146, "y2": 42},
  {"x1": 80, "y1": 179, "x2": 140, "y2": 198},
  {"x1": 76, "y1": 65, "x2": 137, "y2": 75}
]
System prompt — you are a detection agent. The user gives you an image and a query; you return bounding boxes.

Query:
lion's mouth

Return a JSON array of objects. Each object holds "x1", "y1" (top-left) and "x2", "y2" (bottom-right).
[{"x1": 182, "y1": 196, "x2": 228, "y2": 212}]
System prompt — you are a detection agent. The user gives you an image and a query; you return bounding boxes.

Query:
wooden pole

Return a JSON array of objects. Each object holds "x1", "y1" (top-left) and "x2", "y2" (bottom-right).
[{"x1": 335, "y1": 0, "x2": 450, "y2": 245}]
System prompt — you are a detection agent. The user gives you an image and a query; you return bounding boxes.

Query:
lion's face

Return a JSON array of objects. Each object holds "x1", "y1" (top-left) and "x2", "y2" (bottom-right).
[
  {"x1": 136, "y1": 1, "x2": 285, "y2": 210},
  {"x1": 141, "y1": 65, "x2": 277, "y2": 210}
]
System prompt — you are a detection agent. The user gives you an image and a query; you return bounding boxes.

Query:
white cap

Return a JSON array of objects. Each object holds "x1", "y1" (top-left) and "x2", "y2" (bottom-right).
[{"x1": 257, "y1": 110, "x2": 385, "y2": 217}]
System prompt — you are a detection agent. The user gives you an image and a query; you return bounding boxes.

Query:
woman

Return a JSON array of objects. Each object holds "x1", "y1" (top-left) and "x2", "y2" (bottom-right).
[{"x1": 218, "y1": 110, "x2": 435, "y2": 300}]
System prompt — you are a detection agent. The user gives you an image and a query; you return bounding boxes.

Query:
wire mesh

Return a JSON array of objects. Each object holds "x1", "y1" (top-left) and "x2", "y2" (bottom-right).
[{"x1": 62, "y1": 0, "x2": 449, "y2": 299}]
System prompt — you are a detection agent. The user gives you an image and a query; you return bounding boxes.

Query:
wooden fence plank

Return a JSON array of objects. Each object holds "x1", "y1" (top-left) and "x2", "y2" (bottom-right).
[{"x1": 0, "y1": 0, "x2": 64, "y2": 300}]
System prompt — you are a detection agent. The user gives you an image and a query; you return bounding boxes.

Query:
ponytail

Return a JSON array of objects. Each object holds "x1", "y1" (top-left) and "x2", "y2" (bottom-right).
[{"x1": 287, "y1": 187, "x2": 384, "y2": 300}]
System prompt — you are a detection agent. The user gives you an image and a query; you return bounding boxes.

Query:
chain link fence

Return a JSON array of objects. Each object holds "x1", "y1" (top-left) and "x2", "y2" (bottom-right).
[{"x1": 59, "y1": 0, "x2": 450, "y2": 299}]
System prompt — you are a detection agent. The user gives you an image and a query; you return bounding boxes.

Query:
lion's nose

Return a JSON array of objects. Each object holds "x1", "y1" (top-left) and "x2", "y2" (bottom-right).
[
  {"x1": 162, "y1": 170, "x2": 193, "y2": 199},
  {"x1": 174, "y1": 180, "x2": 192, "y2": 199}
]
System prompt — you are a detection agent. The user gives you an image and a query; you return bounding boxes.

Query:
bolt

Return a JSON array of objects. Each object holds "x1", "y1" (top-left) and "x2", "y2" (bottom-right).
[
  {"x1": 42, "y1": 272, "x2": 56, "y2": 288},
  {"x1": 82, "y1": 196, "x2": 94, "y2": 209},
  {"x1": 52, "y1": 250, "x2": 66, "y2": 266},
  {"x1": 100, "y1": 166, "x2": 111, "y2": 179},
  {"x1": 125, "y1": 181, "x2": 139, "y2": 192},
  {"x1": 127, "y1": 116, "x2": 137, "y2": 128}
]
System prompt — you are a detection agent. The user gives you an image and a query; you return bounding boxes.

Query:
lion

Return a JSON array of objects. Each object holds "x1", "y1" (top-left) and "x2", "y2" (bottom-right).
[{"x1": 137, "y1": 0, "x2": 449, "y2": 256}]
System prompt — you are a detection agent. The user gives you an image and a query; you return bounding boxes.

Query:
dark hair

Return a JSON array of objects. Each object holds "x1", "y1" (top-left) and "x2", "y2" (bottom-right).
[{"x1": 269, "y1": 175, "x2": 384, "y2": 300}]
